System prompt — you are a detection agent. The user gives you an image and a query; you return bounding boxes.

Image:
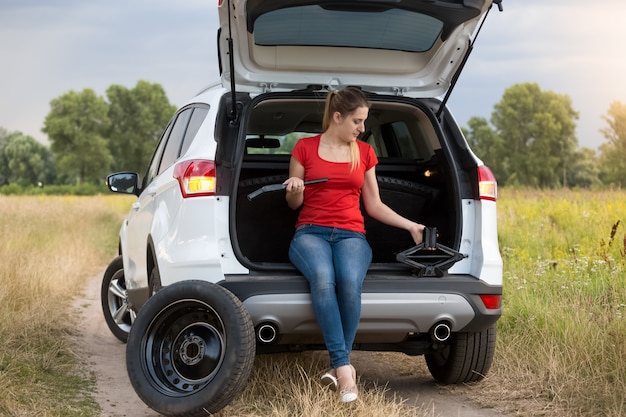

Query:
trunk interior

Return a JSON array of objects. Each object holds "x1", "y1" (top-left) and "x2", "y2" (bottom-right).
[{"x1": 232, "y1": 95, "x2": 458, "y2": 268}]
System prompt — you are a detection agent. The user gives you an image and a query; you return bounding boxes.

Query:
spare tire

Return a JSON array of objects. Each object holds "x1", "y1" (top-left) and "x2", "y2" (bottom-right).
[{"x1": 126, "y1": 280, "x2": 255, "y2": 416}]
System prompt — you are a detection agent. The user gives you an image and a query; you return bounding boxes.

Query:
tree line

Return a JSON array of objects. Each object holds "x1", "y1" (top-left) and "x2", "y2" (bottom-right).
[
  {"x1": 464, "y1": 82, "x2": 625, "y2": 188},
  {"x1": 1, "y1": 81, "x2": 625, "y2": 190},
  {"x1": 0, "y1": 80, "x2": 176, "y2": 188}
]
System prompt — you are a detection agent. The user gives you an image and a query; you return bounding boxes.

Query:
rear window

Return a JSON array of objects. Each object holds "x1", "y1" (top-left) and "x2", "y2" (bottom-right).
[
  {"x1": 245, "y1": 133, "x2": 312, "y2": 155},
  {"x1": 254, "y1": 5, "x2": 443, "y2": 53}
]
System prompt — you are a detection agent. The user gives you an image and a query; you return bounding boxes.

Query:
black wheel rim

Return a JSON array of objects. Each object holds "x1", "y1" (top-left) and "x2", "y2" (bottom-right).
[{"x1": 143, "y1": 300, "x2": 226, "y2": 396}]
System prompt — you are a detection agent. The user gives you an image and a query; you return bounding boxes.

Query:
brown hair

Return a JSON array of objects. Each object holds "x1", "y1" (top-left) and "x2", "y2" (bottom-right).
[{"x1": 322, "y1": 87, "x2": 370, "y2": 172}]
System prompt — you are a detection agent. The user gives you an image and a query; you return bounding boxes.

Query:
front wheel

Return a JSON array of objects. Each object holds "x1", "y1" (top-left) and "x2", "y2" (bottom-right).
[
  {"x1": 126, "y1": 280, "x2": 255, "y2": 416},
  {"x1": 425, "y1": 323, "x2": 496, "y2": 384},
  {"x1": 100, "y1": 256, "x2": 134, "y2": 342}
]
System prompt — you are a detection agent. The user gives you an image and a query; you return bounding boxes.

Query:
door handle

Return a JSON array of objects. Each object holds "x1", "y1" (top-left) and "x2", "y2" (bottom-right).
[{"x1": 131, "y1": 202, "x2": 141, "y2": 211}]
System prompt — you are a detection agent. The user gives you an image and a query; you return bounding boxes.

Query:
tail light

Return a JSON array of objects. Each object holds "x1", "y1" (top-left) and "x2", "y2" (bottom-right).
[
  {"x1": 480, "y1": 294, "x2": 502, "y2": 309},
  {"x1": 173, "y1": 159, "x2": 216, "y2": 198},
  {"x1": 478, "y1": 165, "x2": 497, "y2": 201}
]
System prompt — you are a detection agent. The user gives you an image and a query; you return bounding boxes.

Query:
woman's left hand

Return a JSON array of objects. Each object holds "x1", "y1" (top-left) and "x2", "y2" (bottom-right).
[{"x1": 408, "y1": 222, "x2": 426, "y2": 246}]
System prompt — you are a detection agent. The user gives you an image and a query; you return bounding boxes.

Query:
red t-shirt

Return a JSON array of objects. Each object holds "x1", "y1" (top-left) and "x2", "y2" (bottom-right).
[{"x1": 292, "y1": 135, "x2": 378, "y2": 234}]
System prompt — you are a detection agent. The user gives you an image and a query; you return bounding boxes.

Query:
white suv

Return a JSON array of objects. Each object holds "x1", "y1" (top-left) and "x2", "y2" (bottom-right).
[{"x1": 102, "y1": 1, "x2": 504, "y2": 415}]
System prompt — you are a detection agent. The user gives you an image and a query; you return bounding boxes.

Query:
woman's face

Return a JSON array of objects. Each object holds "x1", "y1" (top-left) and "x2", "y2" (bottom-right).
[{"x1": 334, "y1": 106, "x2": 369, "y2": 143}]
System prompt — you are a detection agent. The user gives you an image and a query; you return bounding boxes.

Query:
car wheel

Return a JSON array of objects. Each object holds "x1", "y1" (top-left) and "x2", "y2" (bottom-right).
[
  {"x1": 425, "y1": 323, "x2": 496, "y2": 384},
  {"x1": 100, "y1": 255, "x2": 134, "y2": 343},
  {"x1": 126, "y1": 280, "x2": 255, "y2": 416}
]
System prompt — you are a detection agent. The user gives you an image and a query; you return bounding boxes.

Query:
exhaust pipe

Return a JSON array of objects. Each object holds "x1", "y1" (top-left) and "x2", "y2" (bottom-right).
[
  {"x1": 257, "y1": 323, "x2": 278, "y2": 344},
  {"x1": 430, "y1": 321, "x2": 452, "y2": 342}
]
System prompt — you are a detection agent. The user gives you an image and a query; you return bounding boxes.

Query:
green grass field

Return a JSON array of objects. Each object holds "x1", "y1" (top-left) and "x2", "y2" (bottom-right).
[
  {"x1": 0, "y1": 189, "x2": 624, "y2": 416},
  {"x1": 481, "y1": 189, "x2": 626, "y2": 416}
]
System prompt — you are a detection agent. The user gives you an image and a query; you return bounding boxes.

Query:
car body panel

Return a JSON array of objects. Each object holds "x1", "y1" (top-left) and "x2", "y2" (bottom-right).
[
  {"x1": 123, "y1": 185, "x2": 156, "y2": 291},
  {"x1": 242, "y1": 292, "x2": 475, "y2": 337},
  {"x1": 448, "y1": 198, "x2": 502, "y2": 286}
]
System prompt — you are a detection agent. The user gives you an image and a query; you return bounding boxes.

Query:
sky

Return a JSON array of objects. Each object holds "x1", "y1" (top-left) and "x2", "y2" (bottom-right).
[{"x1": 1, "y1": 0, "x2": 626, "y2": 151}]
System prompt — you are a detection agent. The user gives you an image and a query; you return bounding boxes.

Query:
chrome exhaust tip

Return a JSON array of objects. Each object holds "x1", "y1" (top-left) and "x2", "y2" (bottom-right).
[
  {"x1": 431, "y1": 322, "x2": 452, "y2": 342},
  {"x1": 257, "y1": 323, "x2": 278, "y2": 344}
]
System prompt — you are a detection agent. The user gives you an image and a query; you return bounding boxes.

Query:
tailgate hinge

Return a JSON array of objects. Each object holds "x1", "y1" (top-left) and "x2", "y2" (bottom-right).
[
  {"x1": 393, "y1": 87, "x2": 408, "y2": 97},
  {"x1": 260, "y1": 83, "x2": 277, "y2": 94}
]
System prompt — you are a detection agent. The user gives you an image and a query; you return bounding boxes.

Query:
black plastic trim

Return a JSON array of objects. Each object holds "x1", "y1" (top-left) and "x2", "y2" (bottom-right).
[{"x1": 221, "y1": 274, "x2": 500, "y2": 300}]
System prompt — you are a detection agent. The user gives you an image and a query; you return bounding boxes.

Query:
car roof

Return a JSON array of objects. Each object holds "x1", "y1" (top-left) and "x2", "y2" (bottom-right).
[{"x1": 217, "y1": 0, "x2": 498, "y2": 98}]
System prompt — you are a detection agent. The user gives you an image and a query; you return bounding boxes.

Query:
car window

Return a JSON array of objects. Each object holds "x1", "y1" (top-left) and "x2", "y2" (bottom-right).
[
  {"x1": 179, "y1": 106, "x2": 209, "y2": 157},
  {"x1": 390, "y1": 121, "x2": 419, "y2": 159},
  {"x1": 245, "y1": 132, "x2": 314, "y2": 155},
  {"x1": 158, "y1": 108, "x2": 193, "y2": 175},
  {"x1": 362, "y1": 131, "x2": 385, "y2": 157},
  {"x1": 144, "y1": 122, "x2": 173, "y2": 188},
  {"x1": 254, "y1": 6, "x2": 443, "y2": 53},
  {"x1": 362, "y1": 121, "x2": 425, "y2": 159}
]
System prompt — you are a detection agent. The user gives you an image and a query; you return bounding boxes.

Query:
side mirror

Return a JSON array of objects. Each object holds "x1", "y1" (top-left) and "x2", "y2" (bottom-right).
[{"x1": 106, "y1": 172, "x2": 140, "y2": 196}]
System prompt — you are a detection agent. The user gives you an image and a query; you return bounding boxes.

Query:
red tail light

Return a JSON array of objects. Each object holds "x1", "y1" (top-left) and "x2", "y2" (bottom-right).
[
  {"x1": 480, "y1": 294, "x2": 502, "y2": 309},
  {"x1": 173, "y1": 159, "x2": 216, "y2": 198},
  {"x1": 478, "y1": 165, "x2": 497, "y2": 201}
]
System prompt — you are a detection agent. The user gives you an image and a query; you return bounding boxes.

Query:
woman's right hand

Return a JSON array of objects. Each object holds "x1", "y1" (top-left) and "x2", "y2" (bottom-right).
[
  {"x1": 283, "y1": 176, "x2": 305, "y2": 194},
  {"x1": 285, "y1": 157, "x2": 306, "y2": 210},
  {"x1": 284, "y1": 176, "x2": 306, "y2": 210}
]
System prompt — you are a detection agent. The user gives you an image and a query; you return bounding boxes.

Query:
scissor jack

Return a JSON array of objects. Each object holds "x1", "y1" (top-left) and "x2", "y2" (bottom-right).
[{"x1": 395, "y1": 227, "x2": 467, "y2": 277}]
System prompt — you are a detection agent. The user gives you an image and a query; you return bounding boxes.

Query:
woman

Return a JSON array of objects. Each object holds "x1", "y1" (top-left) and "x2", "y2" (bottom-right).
[{"x1": 284, "y1": 87, "x2": 426, "y2": 403}]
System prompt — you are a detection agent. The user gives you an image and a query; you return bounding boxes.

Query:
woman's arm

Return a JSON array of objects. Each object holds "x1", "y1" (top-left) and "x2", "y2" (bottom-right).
[
  {"x1": 361, "y1": 167, "x2": 425, "y2": 245},
  {"x1": 284, "y1": 156, "x2": 305, "y2": 210}
]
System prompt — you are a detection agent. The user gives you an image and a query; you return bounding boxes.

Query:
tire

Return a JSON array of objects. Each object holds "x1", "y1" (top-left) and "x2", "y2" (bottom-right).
[
  {"x1": 149, "y1": 266, "x2": 162, "y2": 295},
  {"x1": 126, "y1": 280, "x2": 256, "y2": 416},
  {"x1": 425, "y1": 323, "x2": 496, "y2": 384},
  {"x1": 100, "y1": 255, "x2": 133, "y2": 343}
]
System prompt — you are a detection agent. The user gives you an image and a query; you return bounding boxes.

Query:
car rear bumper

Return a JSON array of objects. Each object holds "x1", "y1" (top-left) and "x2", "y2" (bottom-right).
[{"x1": 220, "y1": 273, "x2": 501, "y2": 344}]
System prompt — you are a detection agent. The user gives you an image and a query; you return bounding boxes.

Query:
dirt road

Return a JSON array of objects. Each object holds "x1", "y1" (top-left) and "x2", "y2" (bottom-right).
[{"x1": 73, "y1": 270, "x2": 509, "y2": 417}]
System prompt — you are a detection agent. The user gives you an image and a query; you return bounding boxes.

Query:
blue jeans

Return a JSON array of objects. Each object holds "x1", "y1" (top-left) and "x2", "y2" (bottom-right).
[{"x1": 289, "y1": 224, "x2": 372, "y2": 369}]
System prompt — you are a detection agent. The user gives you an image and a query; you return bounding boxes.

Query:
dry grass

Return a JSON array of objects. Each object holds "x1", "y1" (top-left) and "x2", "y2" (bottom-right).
[
  {"x1": 0, "y1": 195, "x2": 132, "y2": 416},
  {"x1": 217, "y1": 352, "x2": 438, "y2": 417}
]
